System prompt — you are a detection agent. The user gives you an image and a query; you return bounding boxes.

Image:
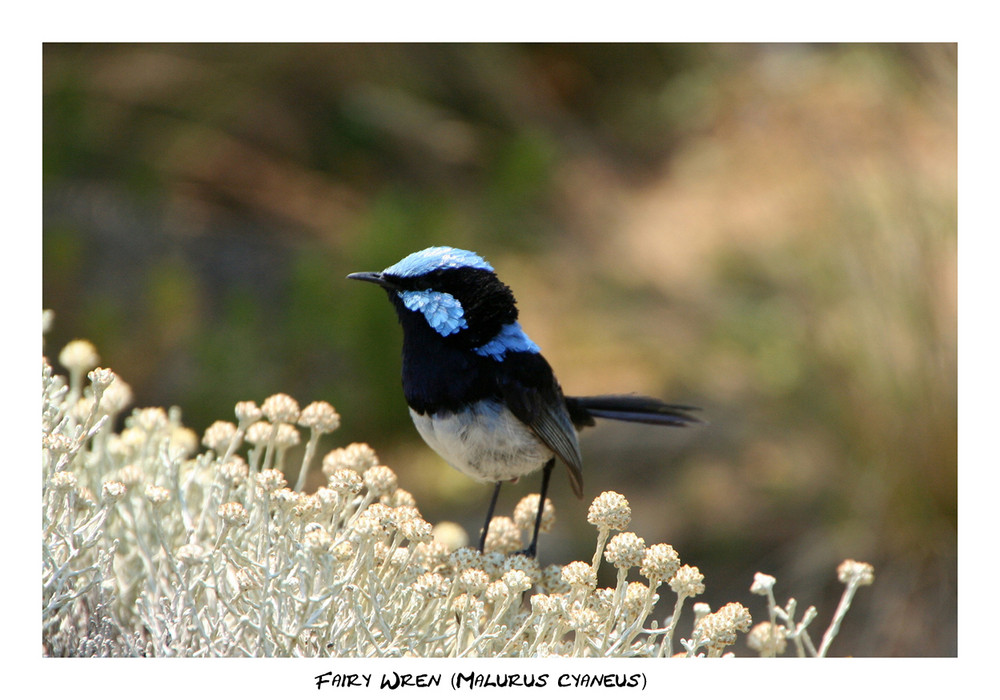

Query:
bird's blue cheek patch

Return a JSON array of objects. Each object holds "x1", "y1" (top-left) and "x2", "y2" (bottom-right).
[
  {"x1": 399, "y1": 289, "x2": 469, "y2": 337},
  {"x1": 473, "y1": 322, "x2": 540, "y2": 360}
]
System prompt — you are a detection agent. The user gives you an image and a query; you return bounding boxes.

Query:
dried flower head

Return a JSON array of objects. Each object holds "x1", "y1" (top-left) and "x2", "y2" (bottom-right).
[
  {"x1": 431, "y1": 522, "x2": 469, "y2": 551},
  {"x1": 568, "y1": 606, "x2": 601, "y2": 635},
  {"x1": 604, "y1": 532, "x2": 646, "y2": 569},
  {"x1": 101, "y1": 480, "x2": 127, "y2": 504},
  {"x1": 530, "y1": 593, "x2": 558, "y2": 616},
  {"x1": 366, "y1": 501, "x2": 398, "y2": 530},
  {"x1": 400, "y1": 517, "x2": 433, "y2": 544},
  {"x1": 623, "y1": 581, "x2": 654, "y2": 616},
  {"x1": 49, "y1": 470, "x2": 78, "y2": 494},
  {"x1": 234, "y1": 401, "x2": 262, "y2": 425},
  {"x1": 312, "y1": 485, "x2": 337, "y2": 508},
  {"x1": 501, "y1": 569, "x2": 533, "y2": 594},
  {"x1": 451, "y1": 593, "x2": 485, "y2": 619},
  {"x1": 59, "y1": 339, "x2": 99, "y2": 376},
  {"x1": 144, "y1": 484, "x2": 171, "y2": 505},
  {"x1": 562, "y1": 561, "x2": 598, "y2": 589},
  {"x1": 502, "y1": 554, "x2": 541, "y2": 581},
  {"x1": 477, "y1": 551, "x2": 505, "y2": 578},
  {"x1": 485, "y1": 579, "x2": 510, "y2": 604},
  {"x1": 640, "y1": 543, "x2": 681, "y2": 583},
  {"x1": 218, "y1": 456, "x2": 249, "y2": 486},
  {"x1": 168, "y1": 426, "x2": 199, "y2": 458},
  {"x1": 459, "y1": 568, "x2": 491, "y2": 595},
  {"x1": 202, "y1": 421, "x2": 238, "y2": 452},
  {"x1": 256, "y1": 469, "x2": 287, "y2": 492},
  {"x1": 331, "y1": 540, "x2": 354, "y2": 563},
  {"x1": 746, "y1": 621, "x2": 788, "y2": 656},
  {"x1": 88, "y1": 367, "x2": 116, "y2": 393},
  {"x1": 293, "y1": 494, "x2": 323, "y2": 522},
  {"x1": 326, "y1": 467, "x2": 363, "y2": 495},
  {"x1": 218, "y1": 502, "x2": 250, "y2": 528},
  {"x1": 750, "y1": 572, "x2": 777, "y2": 596},
  {"x1": 273, "y1": 423, "x2": 301, "y2": 449},
  {"x1": 413, "y1": 572, "x2": 449, "y2": 599},
  {"x1": 837, "y1": 559, "x2": 875, "y2": 587},
  {"x1": 133, "y1": 407, "x2": 169, "y2": 435},
  {"x1": 381, "y1": 505, "x2": 412, "y2": 531},
  {"x1": 694, "y1": 602, "x2": 753, "y2": 653},
  {"x1": 381, "y1": 488, "x2": 417, "y2": 508},
  {"x1": 587, "y1": 587, "x2": 614, "y2": 616},
  {"x1": 245, "y1": 421, "x2": 273, "y2": 446},
  {"x1": 587, "y1": 491, "x2": 631, "y2": 531},
  {"x1": 483, "y1": 516, "x2": 522, "y2": 554},
  {"x1": 303, "y1": 525, "x2": 333, "y2": 554},
  {"x1": 362, "y1": 465, "x2": 398, "y2": 497},
  {"x1": 272, "y1": 487, "x2": 299, "y2": 512},
  {"x1": 322, "y1": 442, "x2": 379, "y2": 475},
  {"x1": 513, "y1": 494, "x2": 555, "y2": 533},
  {"x1": 669, "y1": 564, "x2": 706, "y2": 598},
  {"x1": 43, "y1": 433, "x2": 75, "y2": 457},
  {"x1": 298, "y1": 401, "x2": 341, "y2": 433},
  {"x1": 449, "y1": 547, "x2": 484, "y2": 572},
  {"x1": 692, "y1": 601, "x2": 711, "y2": 625},
  {"x1": 261, "y1": 393, "x2": 300, "y2": 423}
]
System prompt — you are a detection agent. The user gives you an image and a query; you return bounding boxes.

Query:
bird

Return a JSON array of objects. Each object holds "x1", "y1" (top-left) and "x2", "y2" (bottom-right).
[{"x1": 348, "y1": 246, "x2": 701, "y2": 556}]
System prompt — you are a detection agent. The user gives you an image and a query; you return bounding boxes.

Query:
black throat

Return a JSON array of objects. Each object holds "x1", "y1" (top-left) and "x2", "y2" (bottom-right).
[{"x1": 388, "y1": 293, "x2": 498, "y2": 415}]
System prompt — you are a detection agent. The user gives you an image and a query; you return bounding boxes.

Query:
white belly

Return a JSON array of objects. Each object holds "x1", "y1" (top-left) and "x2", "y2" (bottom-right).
[{"x1": 409, "y1": 400, "x2": 553, "y2": 483}]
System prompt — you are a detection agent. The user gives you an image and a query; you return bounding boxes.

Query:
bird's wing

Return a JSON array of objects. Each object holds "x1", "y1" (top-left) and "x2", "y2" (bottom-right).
[{"x1": 496, "y1": 354, "x2": 584, "y2": 498}]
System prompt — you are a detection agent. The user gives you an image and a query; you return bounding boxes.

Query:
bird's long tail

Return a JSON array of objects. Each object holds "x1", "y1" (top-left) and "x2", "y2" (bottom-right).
[{"x1": 566, "y1": 394, "x2": 703, "y2": 428}]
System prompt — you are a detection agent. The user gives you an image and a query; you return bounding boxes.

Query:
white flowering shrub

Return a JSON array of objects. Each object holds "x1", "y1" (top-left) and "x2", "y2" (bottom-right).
[{"x1": 41, "y1": 316, "x2": 873, "y2": 657}]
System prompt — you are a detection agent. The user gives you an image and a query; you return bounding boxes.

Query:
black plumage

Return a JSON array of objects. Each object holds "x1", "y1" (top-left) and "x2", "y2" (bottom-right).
[{"x1": 349, "y1": 247, "x2": 701, "y2": 556}]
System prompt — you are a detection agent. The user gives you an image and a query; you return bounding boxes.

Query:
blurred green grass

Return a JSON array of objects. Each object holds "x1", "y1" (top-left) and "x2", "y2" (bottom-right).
[{"x1": 42, "y1": 43, "x2": 956, "y2": 656}]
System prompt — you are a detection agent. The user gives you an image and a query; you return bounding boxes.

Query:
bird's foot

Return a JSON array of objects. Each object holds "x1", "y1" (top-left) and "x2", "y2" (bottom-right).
[{"x1": 513, "y1": 544, "x2": 538, "y2": 558}]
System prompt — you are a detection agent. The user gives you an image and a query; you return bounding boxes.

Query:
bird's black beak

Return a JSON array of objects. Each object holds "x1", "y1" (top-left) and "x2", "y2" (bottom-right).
[{"x1": 347, "y1": 271, "x2": 394, "y2": 289}]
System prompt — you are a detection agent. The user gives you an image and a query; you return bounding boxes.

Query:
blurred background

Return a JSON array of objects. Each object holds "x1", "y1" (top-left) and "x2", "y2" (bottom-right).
[{"x1": 42, "y1": 43, "x2": 956, "y2": 656}]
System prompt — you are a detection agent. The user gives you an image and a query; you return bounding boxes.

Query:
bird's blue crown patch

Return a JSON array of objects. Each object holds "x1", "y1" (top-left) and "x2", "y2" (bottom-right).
[{"x1": 383, "y1": 246, "x2": 494, "y2": 279}]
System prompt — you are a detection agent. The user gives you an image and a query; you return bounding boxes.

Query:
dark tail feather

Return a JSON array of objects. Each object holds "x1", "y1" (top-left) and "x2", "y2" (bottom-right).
[{"x1": 566, "y1": 394, "x2": 703, "y2": 428}]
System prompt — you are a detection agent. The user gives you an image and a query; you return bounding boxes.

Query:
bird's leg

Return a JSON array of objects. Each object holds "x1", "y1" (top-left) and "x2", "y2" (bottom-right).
[
  {"x1": 478, "y1": 481, "x2": 503, "y2": 552},
  {"x1": 523, "y1": 458, "x2": 555, "y2": 558}
]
